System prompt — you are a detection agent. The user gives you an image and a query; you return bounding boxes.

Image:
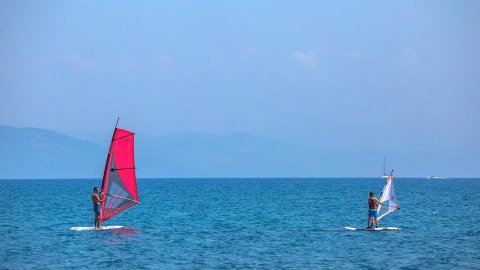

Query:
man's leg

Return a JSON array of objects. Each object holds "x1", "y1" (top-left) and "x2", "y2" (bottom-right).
[
  {"x1": 367, "y1": 216, "x2": 372, "y2": 228},
  {"x1": 97, "y1": 210, "x2": 102, "y2": 229},
  {"x1": 95, "y1": 217, "x2": 100, "y2": 229}
]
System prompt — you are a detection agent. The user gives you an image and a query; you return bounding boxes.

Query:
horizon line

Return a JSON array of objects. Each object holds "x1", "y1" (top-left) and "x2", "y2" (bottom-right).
[{"x1": 0, "y1": 177, "x2": 477, "y2": 181}]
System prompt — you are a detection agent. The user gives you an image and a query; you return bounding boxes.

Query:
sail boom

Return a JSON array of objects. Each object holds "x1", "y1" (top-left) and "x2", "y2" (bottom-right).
[
  {"x1": 107, "y1": 193, "x2": 139, "y2": 203},
  {"x1": 377, "y1": 210, "x2": 393, "y2": 220},
  {"x1": 111, "y1": 167, "x2": 136, "y2": 171}
]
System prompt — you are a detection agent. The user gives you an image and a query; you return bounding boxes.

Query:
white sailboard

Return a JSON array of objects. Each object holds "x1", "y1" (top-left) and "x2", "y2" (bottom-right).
[
  {"x1": 70, "y1": 225, "x2": 126, "y2": 231},
  {"x1": 345, "y1": 170, "x2": 400, "y2": 231},
  {"x1": 344, "y1": 226, "x2": 400, "y2": 231}
]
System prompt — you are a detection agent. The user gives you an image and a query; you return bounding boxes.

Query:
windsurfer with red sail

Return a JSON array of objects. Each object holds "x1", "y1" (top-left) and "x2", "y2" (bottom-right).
[{"x1": 91, "y1": 187, "x2": 107, "y2": 230}]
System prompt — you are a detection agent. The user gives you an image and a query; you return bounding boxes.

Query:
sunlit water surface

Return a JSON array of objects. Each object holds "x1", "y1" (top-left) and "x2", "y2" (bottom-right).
[{"x1": 1, "y1": 178, "x2": 479, "y2": 269}]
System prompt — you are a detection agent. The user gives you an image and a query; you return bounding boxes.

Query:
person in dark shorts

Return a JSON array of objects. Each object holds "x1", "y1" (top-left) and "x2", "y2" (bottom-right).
[
  {"x1": 367, "y1": 191, "x2": 384, "y2": 229},
  {"x1": 91, "y1": 187, "x2": 107, "y2": 230}
]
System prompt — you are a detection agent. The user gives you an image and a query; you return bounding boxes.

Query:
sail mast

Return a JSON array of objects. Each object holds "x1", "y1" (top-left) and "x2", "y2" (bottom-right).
[
  {"x1": 383, "y1": 156, "x2": 386, "y2": 176},
  {"x1": 100, "y1": 117, "x2": 119, "y2": 194}
]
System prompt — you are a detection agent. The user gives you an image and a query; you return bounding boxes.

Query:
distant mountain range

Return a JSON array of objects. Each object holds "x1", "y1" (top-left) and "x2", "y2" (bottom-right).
[
  {"x1": 1, "y1": 125, "x2": 478, "y2": 178},
  {"x1": 0, "y1": 125, "x2": 104, "y2": 179},
  {"x1": 0, "y1": 125, "x2": 365, "y2": 178}
]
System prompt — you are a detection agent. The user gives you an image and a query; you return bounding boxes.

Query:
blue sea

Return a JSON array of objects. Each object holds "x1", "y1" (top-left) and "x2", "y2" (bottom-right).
[{"x1": 1, "y1": 178, "x2": 479, "y2": 269}]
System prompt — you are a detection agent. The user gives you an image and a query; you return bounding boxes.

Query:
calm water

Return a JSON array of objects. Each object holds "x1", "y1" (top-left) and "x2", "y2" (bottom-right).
[{"x1": 1, "y1": 178, "x2": 479, "y2": 269}]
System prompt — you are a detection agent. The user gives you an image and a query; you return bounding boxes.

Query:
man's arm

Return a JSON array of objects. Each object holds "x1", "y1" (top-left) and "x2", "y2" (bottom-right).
[
  {"x1": 93, "y1": 193, "x2": 107, "y2": 203},
  {"x1": 375, "y1": 198, "x2": 384, "y2": 205},
  {"x1": 100, "y1": 192, "x2": 108, "y2": 202}
]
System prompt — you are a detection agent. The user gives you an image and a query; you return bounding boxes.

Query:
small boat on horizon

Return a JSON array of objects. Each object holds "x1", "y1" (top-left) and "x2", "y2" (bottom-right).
[
  {"x1": 381, "y1": 156, "x2": 389, "y2": 179},
  {"x1": 426, "y1": 176, "x2": 440, "y2": 180}
]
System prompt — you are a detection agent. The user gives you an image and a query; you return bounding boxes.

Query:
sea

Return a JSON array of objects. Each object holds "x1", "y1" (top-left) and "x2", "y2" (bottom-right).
[{"x1": 1, "y1": 178, "x2": 479, "y2": 269}]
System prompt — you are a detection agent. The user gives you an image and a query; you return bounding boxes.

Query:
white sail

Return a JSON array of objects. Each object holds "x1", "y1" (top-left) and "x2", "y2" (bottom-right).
[{"x1": 377, "y1": 171, "x2": 399, "y2": 221}]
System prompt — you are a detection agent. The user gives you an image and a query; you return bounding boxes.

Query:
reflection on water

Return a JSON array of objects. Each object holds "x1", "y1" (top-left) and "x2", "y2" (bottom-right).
[{"x1": 97, "y1": 227, "x2": 142, "y2": 245}]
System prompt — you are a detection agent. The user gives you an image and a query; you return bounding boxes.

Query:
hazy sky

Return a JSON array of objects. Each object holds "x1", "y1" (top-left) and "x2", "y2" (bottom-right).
[{"x1": 1, "y1": 1, "x2": 479, "y2": 154}]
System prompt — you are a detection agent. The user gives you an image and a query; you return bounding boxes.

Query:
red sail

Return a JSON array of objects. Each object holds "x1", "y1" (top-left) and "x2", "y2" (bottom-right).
[{"x1": 100, "y1": 128, "x2": 139, "y2": 222}]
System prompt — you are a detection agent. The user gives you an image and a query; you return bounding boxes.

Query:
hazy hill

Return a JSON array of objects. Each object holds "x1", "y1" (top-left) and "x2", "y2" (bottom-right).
[
  {"x1": 1, "y1": 126, "x2": 359, "y2": 179},
  {"x1": 2, "y1": 125, "x2": 478, "y2": 178},
  {"x1": 0, "y1": 125, "x2": 105, "y2": 178},
  {"x1": 0, "y1": 126, "x2": 204, "y2": 179},
  {"x1": 137, "y1": 132, "x2": 325, "y2": 177}
]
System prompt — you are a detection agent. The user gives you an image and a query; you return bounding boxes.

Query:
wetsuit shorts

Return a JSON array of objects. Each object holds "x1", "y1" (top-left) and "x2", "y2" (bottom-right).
[
  {"x1": 94, "y1": 204, "x2": 101, "y2": 219},
  {"x1": 368, "y1": 210, "x2": 378, "y2": 218}
]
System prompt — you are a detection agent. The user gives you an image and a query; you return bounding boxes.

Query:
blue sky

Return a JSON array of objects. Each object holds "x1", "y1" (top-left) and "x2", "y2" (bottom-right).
[{"x1": 1, "y1": 1, "x2": 479, "y2": 163}]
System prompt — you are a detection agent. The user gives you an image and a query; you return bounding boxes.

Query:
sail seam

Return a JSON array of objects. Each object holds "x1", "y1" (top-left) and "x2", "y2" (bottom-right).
[{"x1": 112, "y1": 133, "x2": 134, "y2": 141}]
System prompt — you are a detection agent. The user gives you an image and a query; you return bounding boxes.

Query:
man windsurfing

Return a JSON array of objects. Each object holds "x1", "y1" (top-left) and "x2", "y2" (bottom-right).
[
  {"x1": 91, "y1": 187, "x2": 107, "y2": 230},
  {"x1": 367, "y1": 191, "x2": 384, "y2": 229}
]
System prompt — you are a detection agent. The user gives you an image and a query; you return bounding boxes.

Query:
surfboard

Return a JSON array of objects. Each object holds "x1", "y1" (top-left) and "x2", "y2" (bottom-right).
[
  {"x1": 70, "y1": 225, "x2": 126, "y2": 231},
  {"x1": 344, "y1": 226, "x2": 400, "y2": 231}
]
